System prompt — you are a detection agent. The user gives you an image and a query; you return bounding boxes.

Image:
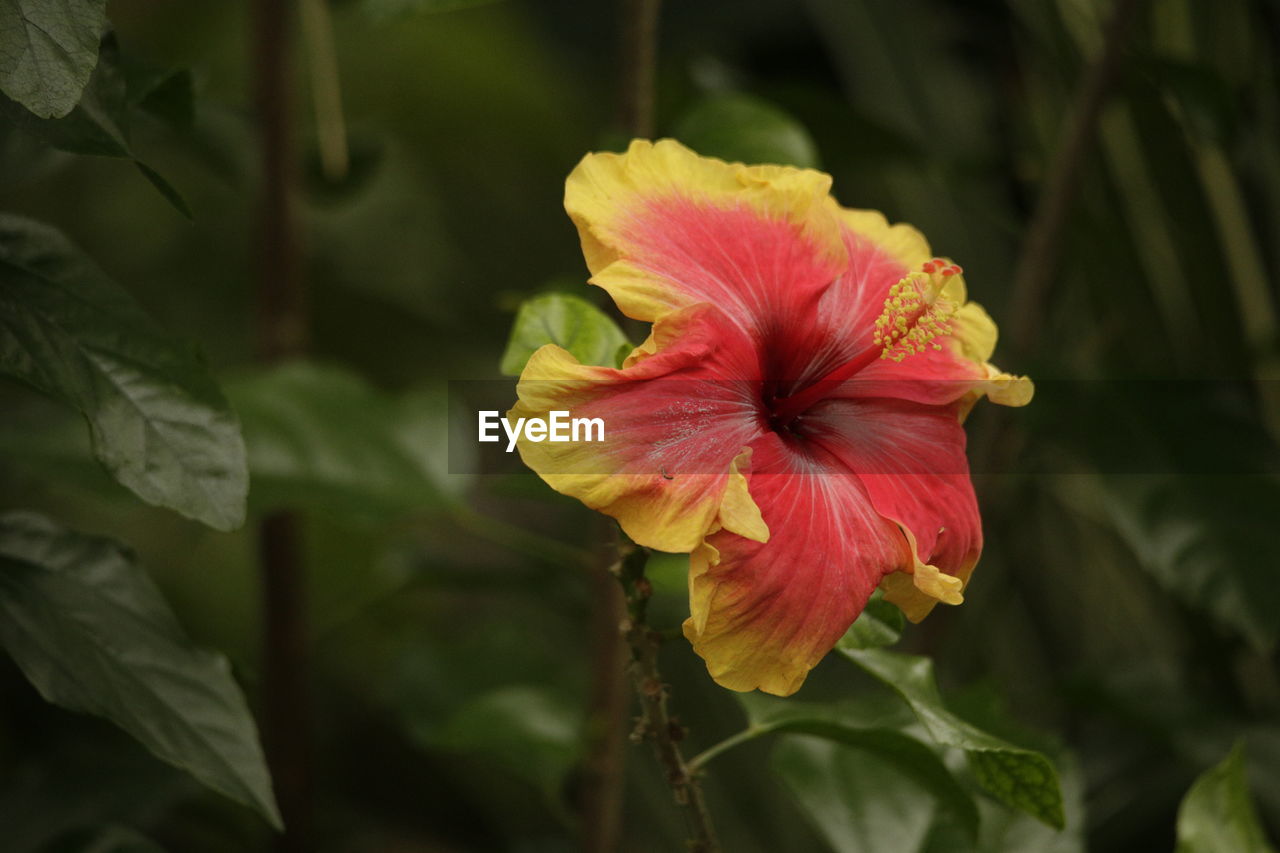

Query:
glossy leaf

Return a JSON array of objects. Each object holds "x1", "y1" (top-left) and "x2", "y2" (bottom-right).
[
  {"x1": 226, "y1": 362, "x2": 446, "y2": 518},
  {"x1": 775, "y1": 737, "x2": 938, "y2": 853},
  {"x1": 1176, "y1": 743, "x2": 1276, "y2": 853},
  {"x1": 0, "y1": 215, "x2": 248, "y2": 531},
  {"x1": 922, "y1": 753, "x2": 1087, "y2": 853},
  {"x1": 499, "y1": 292, "x2": 630, "y2": 376},
  {"x1": 673, "y1": 93, "x2": 820, "y2": 169},
  {"x1": 841, "y1": 648, "x2": 1065, "y2": 829},
  {"x1": 0, "y1": 0, "x2": 107, "y2": 118},
  {"x1": 0, "y1": 512, "x2": 280, "y2": 827},
  {"x1": 733, "y1": 692, "x2": 979, "y2": 839}
]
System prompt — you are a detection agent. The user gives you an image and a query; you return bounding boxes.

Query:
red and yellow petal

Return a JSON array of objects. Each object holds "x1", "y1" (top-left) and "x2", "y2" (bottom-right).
[
  {"x1": 510, "y1": 303, "x2": 769, "y2": 552},
  {"x1": 802, "y1": 395, "x2": 984, "y2": 622},
  {"x1": 852, "y1": 267, "x2": 1034, "y2": 413},
  {"x1": 564, "y1": 139, "x2": 847, "y2": 331},
  {"x1": 682, "y1": 434, "x2": 909, "y2": 696}
]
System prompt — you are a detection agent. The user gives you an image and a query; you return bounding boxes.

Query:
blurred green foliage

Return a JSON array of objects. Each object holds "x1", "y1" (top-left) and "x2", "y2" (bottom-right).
[{"x1": 2, "y1": 0, "x2": 1279, "y2": 850}]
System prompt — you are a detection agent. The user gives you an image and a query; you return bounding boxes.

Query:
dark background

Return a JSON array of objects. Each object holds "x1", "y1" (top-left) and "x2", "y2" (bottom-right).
[{"x1": 2, "y1": 0, "x2": 1278, "y2": 850}]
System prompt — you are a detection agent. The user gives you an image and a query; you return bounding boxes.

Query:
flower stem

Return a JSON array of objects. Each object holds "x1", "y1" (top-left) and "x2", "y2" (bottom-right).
[
  {"x1": 685, "y1": 726, "x2": 765, "y2": 776},
  {"x1": 251, "y1": 0, "x2": 312, "y2": 847},
  {"x1": 1005, "y1": 0, "x2": 1146, "y2": 358},
  {"x1": 299, "y1": 0, "x2": 349, "y2": 182},
  {"x1": 612, "y1": 539, "x2": 721, "y2": 852},
  {"x1": 618, "y1": 0, "x2": 662, "y2": 138},
  {"x1": 581, "y1": 523, "x2": 629, "y2": 852}
]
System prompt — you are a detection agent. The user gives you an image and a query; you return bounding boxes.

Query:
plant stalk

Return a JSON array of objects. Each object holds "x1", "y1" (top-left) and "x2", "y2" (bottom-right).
[
  {"x1": 252, "y1": 0, "x2": 312, "y2": 848},
  {"x1": 581, "y1": 1, "x2": 665, "y2": 848},
  {"x1": 618, "y1": 0, "x2": 662, "y2": 138},
  {"x1": 1005, "y1": 0, "x2": 1146, "y2": 358},
  {"x1": 614, "y1": 542, "x2": 720, "y2": 853}
]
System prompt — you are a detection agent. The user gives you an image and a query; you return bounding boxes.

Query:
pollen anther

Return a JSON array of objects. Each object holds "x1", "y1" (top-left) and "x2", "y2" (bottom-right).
[{"x1": 872, "y1": 258, "x2": 961, "y2": 362}]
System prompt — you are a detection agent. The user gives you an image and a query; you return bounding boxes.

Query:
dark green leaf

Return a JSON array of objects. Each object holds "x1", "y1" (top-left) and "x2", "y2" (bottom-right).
[
  {"x1": 226, "y1": 362, "x2": 446, "y2": 518},
  {"x1": 775, "y1": 737, "x2": 939, "y2": 853},
  {"x1": 136, "y1": 161, "x2": 193, "y2": 220},
  {"x1": 500, "y1": 292, "x2": 630, "y2": 376},
  {"x1": 734, "y1": 692, "x2": 979, "y2": 839},
  {"x1": 922, "y1": 753, "x2": 1087, "y2": 853},
  {"x1": 839, "y1": 589, "x2": 906, "y2": 650},
  {"x1": 0, "y1": 215, "x2": 248, "y2": 530},
  {"x1": 1, "y1": 35, "x2": 191, "y2": 215},
  {"x1": 673, "y1": 93, "x2": 821, "y2": 169},
  {"x1": 125, "y1": 63, "x2": 194, "y2": 129},
  {"x1": 841, "y1": 648, "x2": 1065, "y2": 829},
  {"x1": 2, "y1": 30, "x2": 128, "y2": 156},
  {"x1": 0, "y1": 727, "x2": 192, "y2": 853},
  {"x1": 0, "y1": 512, "x2": 280, "y2": 827},
  {"x1": 415, "y1": 685, "x2": 581, "y2": 800},
  {"x1": 1099, "y1": 474, "x2": 1280, "y2": 652},
  {"x1": 1176, "y1": 742, "x2": 1276, "y2": 853},
  {"x1": 0, "y1": 0, "x2": 107, "y2": 118}
]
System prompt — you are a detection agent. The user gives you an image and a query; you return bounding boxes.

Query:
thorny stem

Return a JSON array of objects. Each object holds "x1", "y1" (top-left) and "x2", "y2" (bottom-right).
[{"x1": 613, "y1": 540, "x2": 721, "y2": 853}]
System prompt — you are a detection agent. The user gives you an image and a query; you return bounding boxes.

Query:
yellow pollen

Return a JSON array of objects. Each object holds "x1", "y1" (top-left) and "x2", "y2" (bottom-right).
[{"x1": 872, "y1": 258, "x2": 961, "y2": 361}]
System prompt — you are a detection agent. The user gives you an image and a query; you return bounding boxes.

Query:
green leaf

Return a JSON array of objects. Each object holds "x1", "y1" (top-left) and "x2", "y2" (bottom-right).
[
  {"x1": 0, "y1": 727, "x2": 192, "y2": 853},
  {"x1": 226, "y1": 362, "x2": 447, "y2": 518},
  {"x1": 1176, "y1": 742, "x2": 1277, "y2": 853},
  {"x1": 673, "y1": 93, "x2": 821, "y2": 169},
  {"x1": 1099, "y1": 474, "x2": 1280, "y2": 652},
  {"x1": 135, "y1": 161, "x2": 193, "y2": 220},
  {"x1": 413, "y1": 685, "x2": 581, "y2": 800},
  {"x1": 839, "y1": 589, "x2": 906, "y2": 650},
  {"x1": 0, "y1": 0, "x2": 107, "y2": 118},
  {"x1": 775, "y1": 737, "x2": 939, "y2": 853},
  {"x1": 124, "y1": 63, "x2": 194, "y2": 129},
  {"x1": 0, "y1": 215, "x2": 248, "y2": 531},
  {"x1": 0, "y1": 35, "x2": 192, "y2": 217},
  {"x1": 732, "y1": 692, "x2": 979, "y2": 839},
  {"x1": 0, "y1": 512, "x2": 280, "y2": 828},
  {"x1": 499, "y1": 292, "x2": 630, "y2": 376},
  {"x1": 841, "y1": 648, "x2": 1065, "y2": 829},
  {"x1": 922, "y1": 753, "x2": 1087, "y2": 853},
  {"x1": 362, "y1": 0, "x2": 504, "y2": 21}
]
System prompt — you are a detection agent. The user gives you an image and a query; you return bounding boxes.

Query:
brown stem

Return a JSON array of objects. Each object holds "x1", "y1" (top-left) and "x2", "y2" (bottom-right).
[
  {"x1": 1005, "y1": 0, "x2": 1145, "y2": 358},
  {"x1": 618, "y1": 0, "x2": 662, "y2": 139},
  {"x1": 580, "y1": 525, "x2": 628, "y2": 853},
  {"x1": 580, "y1": 1, "x2": 665, "y2": 847},
  {"x1": 614, "y1": 542, "x2": 720, "y2": 853},
  {"x1": 253, "y1": 0, "x2": 312, "y2": 848},
  {"x1": 257, "y1": 512, "x2": 311, "y2": 849}
]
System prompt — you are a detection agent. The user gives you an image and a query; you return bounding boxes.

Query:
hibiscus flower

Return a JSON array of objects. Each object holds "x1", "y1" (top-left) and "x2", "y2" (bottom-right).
[{"x1": 511, "y1": 139, "x2": 1031, "y2": 696}]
